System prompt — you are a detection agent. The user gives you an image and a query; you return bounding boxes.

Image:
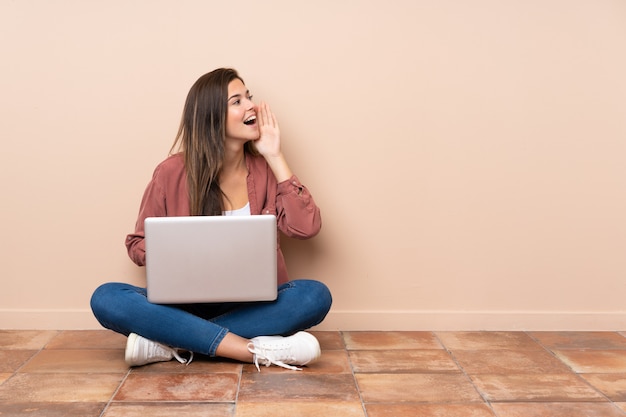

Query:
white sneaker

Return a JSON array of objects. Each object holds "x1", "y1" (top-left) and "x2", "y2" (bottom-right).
[
  {"x1": 125, "y1": 333, "x2": 193, "y2": 367},
  {"x1": 248, "y1": 331, "x2": 321, "y2": 371}
]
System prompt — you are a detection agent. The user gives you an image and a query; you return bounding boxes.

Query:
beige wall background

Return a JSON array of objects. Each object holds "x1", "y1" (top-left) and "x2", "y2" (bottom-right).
[{"x1": 1, "y1": 0, "x2": 624, "y2": 330}]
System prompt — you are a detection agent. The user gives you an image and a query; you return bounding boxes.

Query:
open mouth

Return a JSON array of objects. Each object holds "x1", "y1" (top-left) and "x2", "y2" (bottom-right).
[{"x1": 244, "y1": 115, "x2": 257, "y2": 126}]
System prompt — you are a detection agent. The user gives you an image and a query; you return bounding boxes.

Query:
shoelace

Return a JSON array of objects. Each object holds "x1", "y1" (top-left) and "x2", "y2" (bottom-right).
[
  {"x1": 172, "y1": 350, "x2": 193, "y2": 365},
  {"x1": 172, "y1": 349, "x2": 194, "y2": 365},
  {"x1": 247, "y1": 343, "x2": 301, "y2": 372}
]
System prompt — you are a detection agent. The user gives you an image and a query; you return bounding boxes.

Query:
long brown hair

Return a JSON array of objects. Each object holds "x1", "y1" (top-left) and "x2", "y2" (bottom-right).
[{"x1": 170, "y1": 68, "x2": 249, "y2": 216}]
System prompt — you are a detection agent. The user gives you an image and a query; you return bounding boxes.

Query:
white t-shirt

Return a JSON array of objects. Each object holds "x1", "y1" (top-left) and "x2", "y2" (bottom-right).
[{"x1": 222, "y1": 202, "x2": 251, "y2": 216}]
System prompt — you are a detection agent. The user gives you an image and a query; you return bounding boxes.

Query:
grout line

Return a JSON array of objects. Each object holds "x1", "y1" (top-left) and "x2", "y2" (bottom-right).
[
  {"x1": 98, "y1": 364, "x2": 133, "y2": 417},
  {"x1": 233, "y1": 360, "x2": 243, "y2": 415},
  {"x1": 3, "y1": 330, "x2": 626, "y2": 415},
  {"x1": 524, "y1": 330, "x2": 619, "y2": 405},
  {"x1": 432, "y1": 331, "x2": 499, "y2": 416},
  {"x1": 340, "y1": 330, "x2": 370, "y2": 417},
  {"x1": 0, "y1": 330, "x2": 64, "y2": 389},
  {"x1": 12, "y1": 330, "x2": 63, "y2": 374}
]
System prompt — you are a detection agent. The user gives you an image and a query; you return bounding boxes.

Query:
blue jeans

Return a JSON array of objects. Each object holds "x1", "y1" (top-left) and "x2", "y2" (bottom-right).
[{"x1": 90, "y1": 279, "x2": 332, "y2": 357}]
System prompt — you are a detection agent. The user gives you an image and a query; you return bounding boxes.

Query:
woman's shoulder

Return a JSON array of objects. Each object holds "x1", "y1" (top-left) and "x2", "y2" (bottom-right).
[
  {"x1": 146, "y1": 153, "x2": 186, "y2": 191},
  {"x1": 153, "y1": 153, "x2": 185, "y2": 176}
]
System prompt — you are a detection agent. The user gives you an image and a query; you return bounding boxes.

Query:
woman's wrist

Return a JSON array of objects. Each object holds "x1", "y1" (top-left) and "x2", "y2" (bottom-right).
[{"x1": 264, "y1": 153, "x2": 293, "y2": 183}]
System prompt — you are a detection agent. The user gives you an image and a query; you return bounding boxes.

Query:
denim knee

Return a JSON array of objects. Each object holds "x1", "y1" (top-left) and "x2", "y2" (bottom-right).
[
  {"x1": 90, "y1": 282, "x2": 140, "y2": 335},
  {"x1": 308, "y1": 280, "x2": 332, "y2": 314},
  {"x1": 90, "y1": 283, "x2": 111, "y2": 317},
  {"x1": 291, "y1": 279, "x2": 332, "y2": 325}
]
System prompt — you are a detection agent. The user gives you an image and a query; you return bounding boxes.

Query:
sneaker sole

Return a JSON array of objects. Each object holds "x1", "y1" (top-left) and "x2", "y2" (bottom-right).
[{"x1": 124, "y1": 333, "x2": 139, "y2": 366}]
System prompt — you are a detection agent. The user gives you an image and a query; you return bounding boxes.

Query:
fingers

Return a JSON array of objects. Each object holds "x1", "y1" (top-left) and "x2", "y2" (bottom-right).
[
  {"x1": 258, "y1": 102, "x2": 267, "y2": 125},
  {"x1": 255, "y1": 101, "x2": 281, "y2": 157},
  {"x1": 258, "y1": 102, "x2": 277, "y2": 128}
]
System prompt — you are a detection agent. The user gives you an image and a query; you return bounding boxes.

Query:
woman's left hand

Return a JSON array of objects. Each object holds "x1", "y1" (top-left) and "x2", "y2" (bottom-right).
[
  {"x1": 254, "y1": 101, "x2": 281, "y2": 158},
  {"x1": 254, "y1": 101, "x2": 293, "y2": 182}
]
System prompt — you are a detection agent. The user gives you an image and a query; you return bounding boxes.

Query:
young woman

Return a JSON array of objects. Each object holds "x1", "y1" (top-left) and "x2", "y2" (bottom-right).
[{"x1": 90, "y1": 68, "x2": 332, "y2": 371}]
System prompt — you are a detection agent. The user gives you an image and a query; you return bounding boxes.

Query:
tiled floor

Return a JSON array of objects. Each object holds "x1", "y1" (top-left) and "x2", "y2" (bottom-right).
[{"x1": 1, "y1": 330, "x2": 626, "y2": 416}]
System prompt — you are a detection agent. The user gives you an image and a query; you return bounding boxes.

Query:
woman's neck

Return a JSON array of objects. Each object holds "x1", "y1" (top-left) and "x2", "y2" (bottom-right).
[
  {"x1": 219, "y1": 143, "x2": 249, "y2": 211},
  {"x1": 222, "y1": 141, "x2": 247, "y2": 173}
]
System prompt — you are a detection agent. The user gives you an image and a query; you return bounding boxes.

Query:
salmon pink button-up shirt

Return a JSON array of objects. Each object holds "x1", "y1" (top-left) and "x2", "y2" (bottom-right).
[{"x1": 125, "y1": 153, "x2": 321, "y2": 285}]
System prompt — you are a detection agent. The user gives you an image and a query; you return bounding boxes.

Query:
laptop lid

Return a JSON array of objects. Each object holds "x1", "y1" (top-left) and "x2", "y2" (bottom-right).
[{"x1": 144, "y1": 215, "x2": 278, "y2": 304}]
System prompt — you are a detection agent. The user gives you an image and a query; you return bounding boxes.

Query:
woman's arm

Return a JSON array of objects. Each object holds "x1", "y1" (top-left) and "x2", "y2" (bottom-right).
[
  {"x1": 124, "y1": 155, "x2": 187, "y2": 266},
  {"x1": 275, "y1": 175, "x2": 322, "y2": 239},
  {"x1": 253, "y1": 101, "x2": 321, "y2": 238},
  {"x1": 253, "y1": 101, "x2": 293, "y2": 183}
]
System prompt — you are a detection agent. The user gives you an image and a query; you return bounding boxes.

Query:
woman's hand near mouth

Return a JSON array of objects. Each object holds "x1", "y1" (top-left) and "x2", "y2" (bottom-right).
[{"x1": 254, "y1": 101, "x2": 292, "y2": 182}]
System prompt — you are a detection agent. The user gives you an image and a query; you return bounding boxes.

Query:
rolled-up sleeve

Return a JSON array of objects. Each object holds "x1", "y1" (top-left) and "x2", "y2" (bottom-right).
[{"x1": 275, "y1": 175, "x2": 321, "y2": 239}]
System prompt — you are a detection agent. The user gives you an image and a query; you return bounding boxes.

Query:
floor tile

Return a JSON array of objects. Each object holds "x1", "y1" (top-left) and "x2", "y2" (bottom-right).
[
  {"x1": 4, "y1": 330, "x2": 626, "y2": 415},
  {"x1": 437, "y1": 331, "x2": 542, "y2": 351},
  {"x1": 471, "y1": 374, "x2": 605, "y2": 402},
  {"x1": 356, "y1": 373, "x2": 481, "y2": 403},
  {"x1": 365, "y1": 403, "x2": 496, "y2": 417},
  {"x1": 311, "y1": 331, "x2": 345, "y2": 350},
  {"x1": 18, "y1": 349, "x2": 127, "y2": 373},
  {"x1": 0, "y1": 330, "x2": 59, "y2": 350},
  {"x1": 242, "y1": 350, "x2": 352, "y2": 374},
  {"x1": 45, "y1": 330, "x2": 127, "y2": 350},
  {"x1": 530, "y1": 331, "x2": 626, "y2": 350},
  {"x1": 553, "y1": 350, "x2": 626, "y2": 373},
  {"x1": 131, "y1": 358, "x2": 242, "y2": 374},
  {"x1": 452, "y1": 349, "x2": 572, "y2": 374},
  {"x1": 303, "y1": 349, "x2": 353, "y2": 373},
  {"x1": 235, "y1": 401, "x2": 366, "y2": 417},
  {"x1": 0, "y1": 373, "x2": 124, "y2": 402},
  {"x1": 114, "y1": 373, "x2": 239, "y2": 402},
  {"x1": 490, "y1": 402, "x2": 625, "y2": 417},
  {"x1": 343, "y1": 331, "x2": 441, "y2": 350},
  {"x1": 0, "y1": 350, "x2": 37, "y2": 372},
  {"x1": 238, "y1": 373, "x2": 359, "y2": 402},
  {"x1": 103, "y1": 402, "x2": 235, "y2": 416},
  {"x1": 349, "y1": 349, "x2": 460, "y2": 373},
  {"x1": 579, "y1": 373, "x2": 626, "y2": 401},
  {"x1": 0, "y1": 402, "x2": 106, "y2": 417}
]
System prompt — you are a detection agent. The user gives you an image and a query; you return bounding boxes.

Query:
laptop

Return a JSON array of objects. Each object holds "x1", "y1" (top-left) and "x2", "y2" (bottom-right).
[{"x1": 144, "y1": 215, "x2": 278, "y2": 304}]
